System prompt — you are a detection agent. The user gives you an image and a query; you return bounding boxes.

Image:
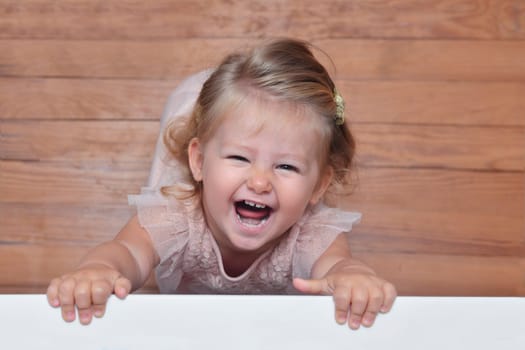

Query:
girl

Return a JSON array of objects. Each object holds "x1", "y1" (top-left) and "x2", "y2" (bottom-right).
[{"x1": 47, "y1": 38, "x2": 396, "y2": 330}]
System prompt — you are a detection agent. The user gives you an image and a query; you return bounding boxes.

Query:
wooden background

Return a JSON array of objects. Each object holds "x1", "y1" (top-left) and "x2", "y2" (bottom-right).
[{"x1": 0, "y1": 0, "x2": 524, "y2": 296}]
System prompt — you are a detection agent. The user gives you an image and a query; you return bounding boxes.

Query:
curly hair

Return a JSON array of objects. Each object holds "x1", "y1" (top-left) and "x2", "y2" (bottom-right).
[{"x1": 162, "y1": 38, "x2": 355, "y2": 200}]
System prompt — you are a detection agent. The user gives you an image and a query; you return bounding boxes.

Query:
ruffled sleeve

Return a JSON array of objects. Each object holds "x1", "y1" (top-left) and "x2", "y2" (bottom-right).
[
  {"x1": 128, "y1": 188, "x2": 193, "y2": 289},
  {"x1": 292, "y1": 204, "x2": 361, "y2": 279}
]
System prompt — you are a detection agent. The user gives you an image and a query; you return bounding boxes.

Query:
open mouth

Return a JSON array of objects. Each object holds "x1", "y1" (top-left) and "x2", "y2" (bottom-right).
[{"x1": 234, "y1": 200, "x2": 273, "y2": 227}]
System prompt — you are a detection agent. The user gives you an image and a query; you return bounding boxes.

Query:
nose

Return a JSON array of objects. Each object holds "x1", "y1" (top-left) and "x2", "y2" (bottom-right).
[{"x1": 247, "y1": 168, "x2": 273, "y2": 194}]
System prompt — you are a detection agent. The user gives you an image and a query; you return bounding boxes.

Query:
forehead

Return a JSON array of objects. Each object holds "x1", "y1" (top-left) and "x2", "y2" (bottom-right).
[{"x1": 219, "y1": 94, "x2": 326, "y2": 140}]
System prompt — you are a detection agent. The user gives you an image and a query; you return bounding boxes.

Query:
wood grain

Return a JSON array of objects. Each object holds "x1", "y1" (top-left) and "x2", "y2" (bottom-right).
[
  {"x1": 1, "y1": 79, "x2": 524, "y2": 126},
  {"x1": 2, "y1": 121, "x2": 524, "y2": 171},
  {"x1": 2, "y1": 163, "x2": 523, "y2": 252},
  {"x1": 0, "y1": 160, "x2": 148, "y2": 204},
  {"x1": 0, "y1": 244, "x2": 158, "y2": 294},
  {"x1": 0, "y1": 203, "x2": 131, "y2": 244},
  {"x1": 353, "y1": 124, "x2": 525, "y2": 171},
  {"x1": 1, "y1": 202, "x2": 522, "y2": 258},
  {"x1": 2, "y1": 39, "x2": 525, "y2": 81},
  {"x1": 0, "y1": 77, "x2": 175, "y2": 120},
  {"x1": 1, "y1": 0, "x2": 523, "y2": 40},
  {"x1": 1, "y1": 0, "x2": 524, "y2": 296},
  {"x1": 1, "y1": 244, "x2": 522, "y2": 296},
  {"x1": 358, "y1": 252, "x2": 525, "y2": 296},
  {"x1": 1, "y1": 120, "x2": 159, "y2": 162},
  {"x1": 331, "y1": 167, "x2": 524, "y2": 245}
]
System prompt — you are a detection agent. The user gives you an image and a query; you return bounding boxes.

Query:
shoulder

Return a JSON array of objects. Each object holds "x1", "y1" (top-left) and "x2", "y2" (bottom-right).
[
  {"x1": 290, "y1": 203, "x2": 361, "y2": 278},
  {"x1": 300, "y1": 203, "x2": 361, "y2": 235},
  {"x1": 128, "y1": 188, "x2": 203, "y2": 261}
]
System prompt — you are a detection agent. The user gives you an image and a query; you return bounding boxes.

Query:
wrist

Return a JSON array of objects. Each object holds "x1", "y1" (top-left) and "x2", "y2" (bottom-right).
[
  {"x1": 76, "y1": 261, "x2": 117, "y2": 271},
  {"x1": 329, "y1": 258, "x2": 377, "y2": 276}
]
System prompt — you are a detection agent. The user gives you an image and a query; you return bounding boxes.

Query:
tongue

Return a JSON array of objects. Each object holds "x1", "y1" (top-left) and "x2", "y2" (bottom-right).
[{"x1": 236, "y1": 206, "x2": 270, "y2": 220}]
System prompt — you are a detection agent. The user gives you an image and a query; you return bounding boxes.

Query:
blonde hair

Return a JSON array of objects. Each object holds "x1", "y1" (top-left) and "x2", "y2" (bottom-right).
[{"x1": 162, "y1": 38, "x2": 355, "y2": 199}]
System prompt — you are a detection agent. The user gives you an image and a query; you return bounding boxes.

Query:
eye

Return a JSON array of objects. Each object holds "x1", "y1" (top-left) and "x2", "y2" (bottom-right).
[
  {"x1": 277, "y1": 164, "x2": 300, "y2": 173},
  {"x1": 227, "y1": 155, "x2": 249, "y2": 162}
]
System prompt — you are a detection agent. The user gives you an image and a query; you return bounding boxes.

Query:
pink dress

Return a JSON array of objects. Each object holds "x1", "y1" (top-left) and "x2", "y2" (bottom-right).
[{"x1": 129, "y1": 70, "x2": 361, "y2": 294}]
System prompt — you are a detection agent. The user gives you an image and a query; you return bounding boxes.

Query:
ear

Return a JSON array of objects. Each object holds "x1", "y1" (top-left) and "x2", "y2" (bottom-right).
[
  {"x1": 188, "y1": 137, "x2": 204, "y2": 182},
  {"x1": 309, "y1": 166, "x2": 334, "y2": 205}
]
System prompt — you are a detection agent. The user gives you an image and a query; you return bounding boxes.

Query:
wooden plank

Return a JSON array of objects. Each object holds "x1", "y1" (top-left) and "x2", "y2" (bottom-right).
[
  {"x1": 342, "y1": 81, "x2": 525, "y2": 126},
  {"x1": 0, "y1": 203, "x2": 131, "y2": 244},
  {"x1": 0, "y1": 244, "x2": 522, "y2": 295},
  {"x1": 1, "y1": 121, "x2": 159, "y2": 162},
  {"x1": 2, "y1": 161, "x2": 521, "y2": 216},
  {"x1": 0, "y1": 161, "x2": 148, "y2": 204},
  {"x1": 328, "y1": 167, "x2": 525, "y2": 245},
  {"x1": 353, "y1": 124, "x2": 525, "y2": 171},
  {"x1": 357, "y1": 252, "x2": 525, "y2": 296},
  {"x1": 347, "y1": 228, "x2": 525, "y2": 257},
  {"x1": 0, "y1": 77, "x2": 176, "y2": 120},
  {"x1": 2, "y1": 162, "x2": 523, "y2": 247},
  {"x1": 2, "y1": 39, "x2": 525, "y2": 81},
  {"x1": 0, "y1": 244, "x2": 158, "y2": 294},
  {"x1": 1, "y1": 202, "x2": 522, "y2": 257},
  {"x1": 0, "y1": 0, "x2": 523, "y2": 40},
  {"x1": 1, "y1": 78, "x2": 524, "y2": 126},
  {"x1": 0, "y1": 39, "x2": 233, "y2": 79},
  {"x1": 2, "y1": 121, "x2": 523, "y2": 171},
  {"x1": 323, "y1": 39, "x2": 525, "y2": 82}
]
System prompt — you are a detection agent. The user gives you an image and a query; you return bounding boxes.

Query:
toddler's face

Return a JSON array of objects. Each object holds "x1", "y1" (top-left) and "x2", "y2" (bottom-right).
[{"x1": 188, "y1": 97, "x2": 332, "y2": 257}]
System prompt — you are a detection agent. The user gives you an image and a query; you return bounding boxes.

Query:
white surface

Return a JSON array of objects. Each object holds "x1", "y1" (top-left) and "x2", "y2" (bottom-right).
[{"x1": 1, "y1": 295, "x2": 524, "y2": 349}]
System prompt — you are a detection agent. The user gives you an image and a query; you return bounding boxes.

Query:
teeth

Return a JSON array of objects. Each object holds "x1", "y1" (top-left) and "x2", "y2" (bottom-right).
[
  {"x1": 244, "y1": 200, "x2": 266, "y2": 209},
  {"x1": 237, "y1": 214, "x2": 268, "y2": 227}
]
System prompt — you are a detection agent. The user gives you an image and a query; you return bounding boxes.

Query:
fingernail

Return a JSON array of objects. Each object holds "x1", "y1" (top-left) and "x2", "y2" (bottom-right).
[
  {"x1": 363, "y1": 317, "x2": 373, "y2": 327},
  {"x1": 66, "y1": 311, "x2": 75, "y2": 321},
  {"x1": 94, "y1": 310, "x2": 103, "y2": 317},
  {"x1": 80, "y1": 311, "x2": 92, "y2": 323},
  {"x1": 115, "y1": 287, "x2": 126, "y2": 298}
]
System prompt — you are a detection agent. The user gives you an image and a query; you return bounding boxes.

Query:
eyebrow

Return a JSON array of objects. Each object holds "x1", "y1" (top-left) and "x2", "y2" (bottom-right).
[{"x1": 221, "y1": 143, "x2": 310, "y2": 164}]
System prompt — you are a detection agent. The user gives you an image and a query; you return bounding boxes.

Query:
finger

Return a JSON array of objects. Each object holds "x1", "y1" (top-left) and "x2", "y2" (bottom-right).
[
  {"x1": 348, "y1": 287, "x2": 368, "y2": 330},
  {"x1": 92, "y1": 304, "x2": 107, "y2": 318},
  {"x1": 91, "y1": 279, "x2": 112, "y2": 318},
  {"x1": 74, "y1": 279, "x2": 92, "y2": 309},
  {"x1": 114, "y1": 277, "x2": 132, "y2": 299},
  {"x1": 361, "y1": 288, "x2": 384, "y2": 327},
  {"x1": 292, "y1": 277, "x2": 330, "y2": 295},
  {"x1": 46, "y1": 278, "x2": 62, "y2": 307},
  {"x1": 77, "y1": 307, "x2": 94, "y2": 325},
  {"x1": 332, "y1": 287, "x2": 352, "y2": 325},
  {"x1": 58, "y1": 277, "x2": 77, "y2": 322},
  {"x1": 92, "y1": 304, "x2": 106, "y2": 319},
  {"x1": 74, "y1": 279, "x2": 94, "y2": 325},
  {"x1": 380, "y1": 282, "x2": 397, "y2": 313},
  {"x1": 91, "y1": 279, "x2": 113, "y2": 304}
]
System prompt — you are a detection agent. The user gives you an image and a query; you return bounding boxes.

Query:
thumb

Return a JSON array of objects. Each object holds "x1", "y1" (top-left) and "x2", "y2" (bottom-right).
[
  {"x1": 293, "y1": 277, "x2": 331, "y2": 295},
  {"x1": 114, "y1": 277, "x2": 132, "y2": 299}
]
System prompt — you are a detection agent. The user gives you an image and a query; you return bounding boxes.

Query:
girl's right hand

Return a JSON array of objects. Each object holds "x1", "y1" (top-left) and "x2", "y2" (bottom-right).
[{"x1": 46, "y1": 264, "x2": 132, "y2": 325}]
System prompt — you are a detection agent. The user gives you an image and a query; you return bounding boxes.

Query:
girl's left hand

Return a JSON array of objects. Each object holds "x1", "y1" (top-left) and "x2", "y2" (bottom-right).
[{"x1": 293, "y1": 264, "x2": 397, "y2": 330}]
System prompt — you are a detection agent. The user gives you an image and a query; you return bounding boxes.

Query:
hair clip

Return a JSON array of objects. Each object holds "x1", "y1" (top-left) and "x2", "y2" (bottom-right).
[{"x1": 333, "y1": 88, "x2": 345, "y2": 125}]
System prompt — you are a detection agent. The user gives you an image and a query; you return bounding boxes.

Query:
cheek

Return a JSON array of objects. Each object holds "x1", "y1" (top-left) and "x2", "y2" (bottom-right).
[
  {"x1": 202, "y1": 165, "x2": 238, "y2": 200},
  {"x1": 280, "y1": 179, "x2": 318, "y2": 208},
  {"x1": 203, "y1": 162, "x2": 240, "y2": 187}
]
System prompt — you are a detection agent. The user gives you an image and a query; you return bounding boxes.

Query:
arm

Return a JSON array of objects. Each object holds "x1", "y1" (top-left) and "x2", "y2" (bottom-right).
[
  {"x1": 47, "y1": 215, "x2": 160, "y2": 325},
  {"x1": 293, "y1": 233, "x2": 397, "y2": 330}
]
